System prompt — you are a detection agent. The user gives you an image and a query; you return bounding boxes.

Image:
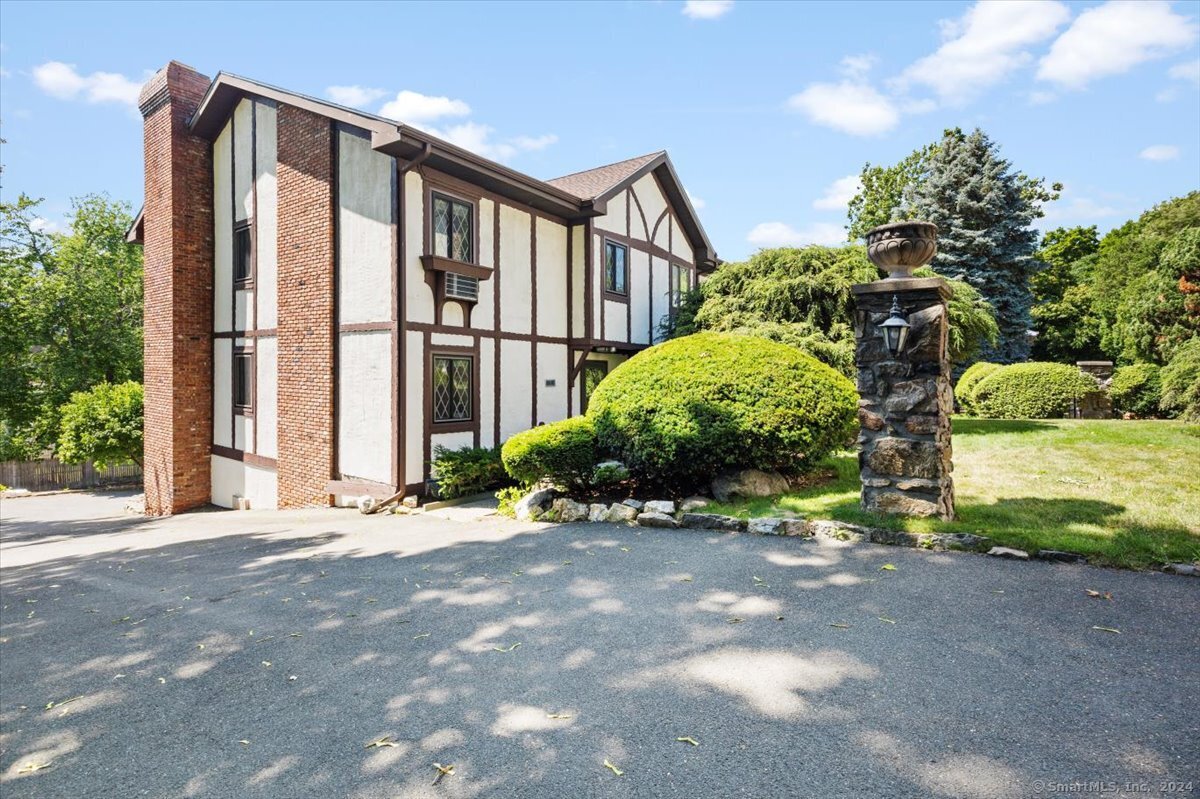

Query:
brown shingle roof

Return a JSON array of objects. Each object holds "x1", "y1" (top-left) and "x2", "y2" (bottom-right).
[{"x1": 545, "y1": 151, "x2": 665, "y2": 200}]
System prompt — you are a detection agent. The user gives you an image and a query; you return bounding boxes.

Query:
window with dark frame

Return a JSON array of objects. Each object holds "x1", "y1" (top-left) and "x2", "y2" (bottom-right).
[
  {"x1": 670, "y1": 263, "x2": 690, "y2": 309},
  {"x1": 432, "y1": 193, "x2": 474, "y2": 263},
  {"x1": 605, "y1": 241, "x2": 627, "y2": 295},
  {"x1": 432, "y1": 355, "x2": 473, "y2": 423},
  {"x1": 233, "y1": 224, "x2": 252, "y2": 284},
  {"x1": 233, "y1": 352, "x2": 253, "y2": 412}
]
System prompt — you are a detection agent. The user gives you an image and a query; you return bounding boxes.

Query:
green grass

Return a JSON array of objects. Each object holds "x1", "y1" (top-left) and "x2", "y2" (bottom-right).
[{"x1": 701, "y1": 419, "x2": 1200, "y2": 570}]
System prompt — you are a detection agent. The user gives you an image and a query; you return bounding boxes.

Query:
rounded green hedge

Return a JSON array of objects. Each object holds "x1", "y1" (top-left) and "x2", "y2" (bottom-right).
[
  {"x1": 501, "y1": 415, "x2": 597, "y2": 488},
  {"x1": 586, "y1": 332, "x2": 857, "y2": 486},
  {"x1": 1109, "y1": 363, "x2": 1162, "y2": 418},
  {"x1": 973, "y1": 362, "x2": 1098, "y2": 419},
  {"x1": 955, "y1": 361, "x2": 1002, "y2": 415}
]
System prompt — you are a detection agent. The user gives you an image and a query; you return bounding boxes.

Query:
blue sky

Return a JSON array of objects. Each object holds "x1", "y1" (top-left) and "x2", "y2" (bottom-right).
[{"x1": 2, "y1": 0, "x2": 1198, "y2": 261}]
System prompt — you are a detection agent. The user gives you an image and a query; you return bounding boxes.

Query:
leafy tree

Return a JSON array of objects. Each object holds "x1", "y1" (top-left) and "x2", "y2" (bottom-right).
[
  {"x1": 0, "y1": 194, "x2": 142, "y2": 458},
  {"x1": 1160, "y1": 336, "x2": 1200, "y2": 422},
  {"x1": 57, "y1": 381, "x2": 144, "y2": 469},
  {"x1": 1030, "y1": 227, "x2": 1104, "y2": 362},
  {"x1": 846, "y1": 145, "x2": 934, "y2": 241},
  {"x1": 902, "y1": 128, "x2": 1060, "y2": 363}
]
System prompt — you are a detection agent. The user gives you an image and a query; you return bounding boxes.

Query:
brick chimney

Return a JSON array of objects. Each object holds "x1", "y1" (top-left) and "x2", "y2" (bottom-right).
[{"x1": 139, "y1": 62, "x2": 214, "y2": 515}]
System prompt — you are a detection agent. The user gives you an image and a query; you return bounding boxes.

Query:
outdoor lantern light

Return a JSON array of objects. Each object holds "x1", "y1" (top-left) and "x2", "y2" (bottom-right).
[{"x1": 880, "y1": 295, "x2": 910, "y2": 356}]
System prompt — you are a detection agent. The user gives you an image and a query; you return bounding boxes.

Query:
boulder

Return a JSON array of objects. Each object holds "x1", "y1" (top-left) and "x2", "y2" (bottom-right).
[
  {"x1": 808, "y1": 520, "x2": 873, "y2": 543},
  {"x1": 864, "y1": 490, "x2": 940, "y2": 517},
  {"x1": 550, "y1": 497, "x2": 589, "y2": 523},
  {"x1": 1163, "y1": 563, "x2": 1198, "y2": 577},
  {"x1": 780, "y1": 519, "x2": 810, "y2": 537},
  {"x1": 621, "y1": 499, "x2": 645, "y2": 511},
  {"x1": 593, "y1": 460, "x2": 630, "y2": 482},
  {"x1": 680, "y1": 513, "x2": 745, "y2": 532},
  {"x1": 606, "y1": 503, "x2": 639, "y2": 523},
  {"x1": 644, "y1": 500, "x2": 676, "y2": 515},
  {"x1": 917, "y1": 533, "x2": 990, "y2": 552},
  {"x1": 987, "y1": 546, "x2": 1029, "y2": 560},
  {"x1": 711, "y1": 469, "x2": 789, "y2": 502},
  {"x1": 514, "y1": 488, "x2": 555, "y2": 521},
  {"x1": 868, "y1": 527, "x2": 923, "y2": 547},
  {"x1": 1035, "y1": 549, "x2": 1087, "y2": 565},
  {"x1": 747, "y1": 517, "x2": 788, "y2": 536},
  {"x1": 588, "y1": 503, "x2": 609, "y2": 522},
  {"x1": 637, "y1": 511, "x2": 680, "y2": 529},
  {"x1": 680, "y1": 496, "x2": 709, "y2": 512}
]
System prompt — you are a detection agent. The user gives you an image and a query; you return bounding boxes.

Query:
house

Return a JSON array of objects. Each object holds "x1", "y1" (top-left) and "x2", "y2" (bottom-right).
[{"x1": 133, "y1": 62, "x2": 717, "y2": 515}]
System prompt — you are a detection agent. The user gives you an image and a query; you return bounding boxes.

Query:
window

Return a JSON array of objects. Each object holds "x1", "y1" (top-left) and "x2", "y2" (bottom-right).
[
  {"x1": 233, "y1": 352, "x2": 253, "y2": 412},
  {"x1": 432, "y1": 356, "x2": 472, "y2": 423},
  {"x1": 234, "y1": 223, "x2": 252, "y2": 284},
  {"x1": 581, "y1": 360, "x2": 608, "y2": 413},
  {"x1": 432, "y1": 194, "x2": 473, "y2": 263},
  {"x1": 670, "y1": 263, "x2": 690, "y2": 308},
  {"x1": 605, "y1": 241, "x2": 627, "y2": 295}
]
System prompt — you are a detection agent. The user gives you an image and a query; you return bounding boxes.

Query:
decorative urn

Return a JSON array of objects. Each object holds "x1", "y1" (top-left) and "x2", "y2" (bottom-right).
[{"x1": 865, "y1": 221, "x2": 938, "y2": 279}]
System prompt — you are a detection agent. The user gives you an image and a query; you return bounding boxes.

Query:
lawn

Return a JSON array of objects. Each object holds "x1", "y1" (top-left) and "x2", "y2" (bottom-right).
[{"x1": 702, "y1": 419, "x2": 1200, "y2": 570}]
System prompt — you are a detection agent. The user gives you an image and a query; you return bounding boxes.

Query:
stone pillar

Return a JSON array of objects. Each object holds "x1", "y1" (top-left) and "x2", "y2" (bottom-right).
[{"x1": 852, "y1": 277, "x2": 955, "y2": 520}]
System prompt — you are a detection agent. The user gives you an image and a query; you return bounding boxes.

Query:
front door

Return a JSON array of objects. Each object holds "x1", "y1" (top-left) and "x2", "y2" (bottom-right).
[{"x1": 581, "y1": 360, "x2": 608, "y2": 413}]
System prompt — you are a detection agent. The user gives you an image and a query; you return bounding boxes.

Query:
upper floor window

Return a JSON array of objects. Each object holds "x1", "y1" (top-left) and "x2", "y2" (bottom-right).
[
  {"x1": 670, "y1": 263, "x2": 690, "y2": 308},
  {"x1": 605, "y1": 241, "x2": 627, "y2": 295},
  {"x1": 432, "y1": 193, "x2": 473, "y2": 263},
  {"x1": 234, "y1": 223, "x2": 252, "y2": 284},
  {"x1": 233, "y1": 351, "x2": 253, "y2": 413}
]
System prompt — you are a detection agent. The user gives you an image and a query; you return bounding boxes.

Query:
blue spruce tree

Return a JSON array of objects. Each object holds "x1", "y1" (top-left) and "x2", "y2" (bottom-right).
[{"x1": 904, "y1": 128, "x2": 1057, "y2": 363}]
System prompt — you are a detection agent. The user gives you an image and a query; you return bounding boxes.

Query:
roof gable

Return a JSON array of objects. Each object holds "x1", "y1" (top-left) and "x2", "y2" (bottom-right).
[{"x1": 546, "y1": 152, "x2": 664, "y2": 200}]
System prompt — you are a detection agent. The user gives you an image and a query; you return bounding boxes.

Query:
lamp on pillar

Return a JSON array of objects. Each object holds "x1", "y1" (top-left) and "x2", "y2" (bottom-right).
[{"x1": 879, "y1": 295, "x2": 910, "y2": 356}]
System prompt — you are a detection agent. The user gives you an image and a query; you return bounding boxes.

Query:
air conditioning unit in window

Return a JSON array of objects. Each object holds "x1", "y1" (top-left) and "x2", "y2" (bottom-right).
[{"x1": 445, "y1": 272, "x2": 479, "y2": 302}]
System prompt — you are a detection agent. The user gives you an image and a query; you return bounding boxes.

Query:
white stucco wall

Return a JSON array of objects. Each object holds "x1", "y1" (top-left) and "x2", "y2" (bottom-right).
[
  {"x1": 478, "y1": 336, "x2": 496, "y2": 448},
  {"x1": 213, "y1": 339, "x2": 232, "y2": 448},
  {"x1": 670, "y1": 216, "x2": 694, "y2": 263},
  {"x1": 535, "y1": 218, "x2": 568, "y2": 338},
  {"x1": 256, "y1": 337, "x2": 278, "y2": 459},
  {"x1": 474, "y1": 199, "x2": 495, "y2": 330},
  {"x1": 337, "y1": 129, "x2": 394, "y2": 326},
  {"x1": 213, "y1": 124, "x2": 232, "y2": 333},
  {"x1": 631, "y1": 175, "x2": 667, "y2": 242},
  {"x1": 536, "y1": 342, "x2": 568, "y2": 425},
  {"x1": 233, "y1": 99, "x2": 254, "y2": 223},
  {"x1": 651, "y1": 256, "x2": 671, "y2": 343},
  {"x1": 234, "y1": 289, "x2": 251, "y2": 331},
  {"x1": 499, "y1": 339, "x2": 533, "y2": 440},
  {"x1": 212, "y1": 454, "x2": 277, "y2": 510},
  {"x1": 603, "y1": 299, "x2": 627, "y2": 343},
  {"x1": 499, "y1": 205, "x2": 532, "y2": 334},
  {"x1": 254, "y1": 101, "x2": 278, "y2": 330},
  {"x1": 337, "y1": 331, "x2": 392, "y2": 484},
  {"x1": 630, "y1": 249, "x2": 651, "y2": 346},
  {"x1": 571, "y1": 225, "x2": 585, "y2": 339},
  {"x1": 405, "y1": 330, "x2": 424, "y2": 484},
  {"x1": 595, "y1": 190, "x2": 627, "y2": 235},
  {"x1": 404, "y1": 172, "x2": 434, "y2": 324}
]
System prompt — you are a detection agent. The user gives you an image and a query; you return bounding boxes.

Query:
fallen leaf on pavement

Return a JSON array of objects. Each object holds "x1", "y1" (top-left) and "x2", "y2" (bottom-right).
[
  {"x1": 676, "y1": 736, "x2": 699, "y2": 746},
  {"x1": 829, "y1": 623, "x2": 851, "y2": 629},
  {"x1": 679, "y1": 577, "x2": 693, "y2": 583},
  {"x1": 16, "y1": 761, "x2": 52, "y2": 774},
  {"x1": 878, "y1": 617, "x2": 897, "y2": 624},
  {"x1": 366, "y1": 736, "x2": 398, "y2": 749},
  {"x1": 261, "y1": 661, "x2": 272, "y2": 667},
  {"x1": 547, "y1": 713, "x2": 572, "y2": 719},
  {"x1": 1085, "y1": 589, "x2": 1113, "y2": 600},
  {"x1": 727, "y1": 617, "x2": 744, "y2": 624},
  {"x1": 1092, "y1": 626, "x2": 1120, "y2": 634},
  {"x1": 413, "y1": 633, "x2": 430, "y2": 639},
  {"x1": 238, "y1": 740, "x2": 250, "y2": 745},
  {"x1": 603, "y1": 759, "x2": 624, "y2": 776},
  {"x1": 619, "y1": 547, "x2": 630, "y2": 552},
  {"x1": 491, "y1": 642, "x2": 522, "y2": 652},
  {"x1": 879, "y1": 564, "x2": 897, "y2": 571},
  {"x1": 432, "y1": 762, "x2": 455, "y2": 785},
  {"x1": 45, "y1": 696, "x2": 83, "y2": 710}
]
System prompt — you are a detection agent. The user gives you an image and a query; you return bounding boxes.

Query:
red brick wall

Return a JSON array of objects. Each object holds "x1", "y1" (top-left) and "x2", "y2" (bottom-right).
[
  {"x1": 139, "y1": 62, "x2": 214, "y2": 516},
  {"x1": 276, "y1": 105, "x2": 336, "y2": 507}
]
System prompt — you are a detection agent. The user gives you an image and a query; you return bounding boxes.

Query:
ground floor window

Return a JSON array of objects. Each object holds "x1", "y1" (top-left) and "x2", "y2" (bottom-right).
[
  {"x1": 432, "y1": 355, "x2": 473, "y2": 423},
  {"x1": 581, "y1": 360, "x2": 608, "y2": 413},
  {"x1": 233, "y1": 351, "x2": 253, "y2": 413}
]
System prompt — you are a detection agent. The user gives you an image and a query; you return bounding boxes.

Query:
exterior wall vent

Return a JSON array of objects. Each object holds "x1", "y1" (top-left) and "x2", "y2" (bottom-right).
[{"x1": 445, "y1": 272, "x2": 479, "y2": 302}]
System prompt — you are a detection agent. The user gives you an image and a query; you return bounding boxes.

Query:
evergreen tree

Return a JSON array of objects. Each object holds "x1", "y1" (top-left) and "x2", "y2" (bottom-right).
[{"x1": 904, "y1": 128, "x2": 1059, "y2": 363}]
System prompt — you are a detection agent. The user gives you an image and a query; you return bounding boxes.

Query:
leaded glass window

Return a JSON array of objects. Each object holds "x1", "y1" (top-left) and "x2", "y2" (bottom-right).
[
  {"x1": 605, "y1": 241, "x2": 627, "y2": 295},
  {"x1": 433, "y1": 194, "x2": 473, "y2": 263},
  {"x1": 670, "y1": 263, "x2": 689, "y2": 308},
  {"x1": 432, "y1": 356, "x2": 472, "y2": 423}
]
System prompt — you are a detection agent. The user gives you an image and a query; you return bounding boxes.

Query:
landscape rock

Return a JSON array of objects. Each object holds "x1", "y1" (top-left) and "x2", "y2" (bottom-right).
[
  {"x1": 588, "y1": 503, "x2": 609, "y2": 522},
  {"x1": 514, "y1": 488, "x2": 555, "y2": 521},
  {"x1": 864, "y1": 490, "x2": 940, "y2": 517},
  {"x1": 644, "y1": 500, "x2": 676, "y2": 515},
  {"x1": 593, "y1": 460, "x2": 630, "y2": 482},
  {"x1": 402, "y1": 495, "x2": 420, "y2": 509},
  {"x1": 621, "y1": 499, "x2": 645, "y2": 511},
  {"x1": 780, "y1": 518, "x2": 810, "y2": 537},
  {"x1": 1035, "y1": 549, "x2": 1088, "y2": 565},
  {"x1": 747, "y1": 517, "x2": 787, "y2": 536},
  {"x1": 606, "y1": 503, "x2": 639, "y2": 523},
  {"x1": 866, "y1": 438, "x2": 940, "y2": 479},
  {"x1": 1163, "y1": 562, "x2": 1198, "y2": 577},
  {"x1": 680, "y1": 512, "x2": 745, "y2": 532},
  {"x1": 680, "y1": 496, "x2": 709, "y2": 512},
  {"x1": 711, "y1": 469, "x2": 789, "y2": 502},
  {"x1": 918, "y1": 533, "x2": 991, "y2": 552},
  {"x1": 868, "y1": 527, "x2": 923, "y2": 547},
  {"x1": 808, "y1": 520, "x2": 873, "y2": 543},
  {"x1": 987, "y1": 546, "x2": 1030, "y2": 560},
  {"x1": 550, "y1": 497, "x2": 590, "y2": 523},
  {"x1": 637, "y1": 511, "x2": 680, "y2": 529}
]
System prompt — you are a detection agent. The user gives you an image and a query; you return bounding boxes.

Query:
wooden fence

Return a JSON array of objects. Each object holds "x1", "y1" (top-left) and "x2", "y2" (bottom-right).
[{"x1": 0, "y1": 458, "x2": 142, "y2": 493}]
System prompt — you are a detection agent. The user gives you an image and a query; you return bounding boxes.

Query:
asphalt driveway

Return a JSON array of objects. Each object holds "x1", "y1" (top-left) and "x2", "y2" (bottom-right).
[{"x1": 1, "y1": 491, "x2": 1197, "y2": 798}]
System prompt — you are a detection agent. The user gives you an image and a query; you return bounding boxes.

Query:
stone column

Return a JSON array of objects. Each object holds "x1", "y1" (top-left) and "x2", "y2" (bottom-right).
[{"x1": 853, "y1": 267, "x2": 955, "y2": 520}]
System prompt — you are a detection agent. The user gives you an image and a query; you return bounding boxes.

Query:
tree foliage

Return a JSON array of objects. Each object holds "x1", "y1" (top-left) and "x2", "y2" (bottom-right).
[
  {"x1": 1160, "y1": 337, "x2": 1200, "y2": 422},
  {"x1": 56, "y1": 381, "x2": 144, "y2": 469},
  {"x1": 0, "y1": 194, "x2": 142, "y2": 459},
  {"x1": 846, "y1": 145, "x2": 934, "y2": 241},
  {"x1": 1030, "y1": 227, "x2": 1104, "y2": 362}
]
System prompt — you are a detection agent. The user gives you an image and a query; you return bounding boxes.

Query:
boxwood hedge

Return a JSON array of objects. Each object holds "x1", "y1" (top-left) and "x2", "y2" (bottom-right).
[
  {"x1": 954, "y1": 361, "x2": 1002, "y2": 415},
  {"x1": 1109, "y1": 363, "x2": 1162, "y2": 418},
  {"x1": 585, "y1": 332, "x2": 857, "y2": 486},
  {"x1": 500, "y1": 415, "x2": 597, "y2": 488},
  {"x1": 973, "y1": 362, "x2": 1098, "y2": 419}
]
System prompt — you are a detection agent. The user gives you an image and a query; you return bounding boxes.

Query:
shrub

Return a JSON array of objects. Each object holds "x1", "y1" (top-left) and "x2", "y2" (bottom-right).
[
  {"x1": 56, "y1": 381, "x2": 143, "y2": 469},
  {"x1": 955, "y1": 362, "x2": 1002, "y2": 415},
  {"x1": 431, "y1": 445, "x2": 509, "y2": 499},
  {"x1": 1109, "y1": 363, "x2": 1162, "y2": 418},
  {"x1": 494, "y1": 486, "x2": 524, "y2": 518},
  {"x1": 972, "y1": 362, "x2": 1097, "y2": 419},
  {"x1": 1160, "y1": 337, "x2": 1200, "y2": 422},
  {"x1": 586, "y1": 332, "x2": 857, "y2": 487},
  {"x1": 501, "y1": 415, "x2": 597, "y2": 488}
]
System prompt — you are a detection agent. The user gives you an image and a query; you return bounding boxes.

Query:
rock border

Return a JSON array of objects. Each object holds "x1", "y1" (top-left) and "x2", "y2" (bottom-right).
[{"x1": 512, "y1": 489, "x2": 1198, "y2": 577}]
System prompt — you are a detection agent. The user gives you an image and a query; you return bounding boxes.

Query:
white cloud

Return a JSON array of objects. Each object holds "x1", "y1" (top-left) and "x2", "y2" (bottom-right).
[
  {"x1": 30, "y1": 217, "x2": 63, "y2": 234},
  {"x1": 813, "y1": 175, "x2": 862, "y2": 210},
  {"x1": 379, "y1": 90, "x2": 471, "y2": 123},
  {"x1": 1139, "y1": 144, "x2": 1180, "y2": 161},
  {"x1": 1038, "y1": 1, "x2": 1198, "y2": 89},
  {"x1": 1168, "y1": 58, "x2": 1200, "y2": 85},
  {"x1": 32, "y1": 61, "x2": 142, "y2": 105},
  {"x1": 747, "y1": 221, "x2": 846, "y2": 248},
  {"x1": 896, "y1": 0, "x2": 1070, "y2": 104},
  {"x1": 839, "y1": 54, "x2": 878, "y2": 81},
  {"x1": 425, "y1": 121, "x2": 557, "y2": 162},
  {"x1": 1029, "y1": 90, "x2": 1058, "y2": 105},
  {"x1": 687, "y1": 191, "x2": 706, "y2": 210},
  {"x1": 787, "y1": 81, "x2": 899, "y2": 137},
  {"x1": 326, "y1": 85, "x2": 387, "y2": 108},
  {"x1": 682, "y1": 0, "x2": 733, "y2": 20}
]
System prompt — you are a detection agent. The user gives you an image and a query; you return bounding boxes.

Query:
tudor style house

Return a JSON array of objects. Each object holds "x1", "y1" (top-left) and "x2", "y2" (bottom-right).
[{"x1": 133, "y1": 62, "x2": 717, "y2": 515}]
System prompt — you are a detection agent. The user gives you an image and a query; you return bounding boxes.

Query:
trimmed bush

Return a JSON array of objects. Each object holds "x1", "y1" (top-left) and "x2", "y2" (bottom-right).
[
  {"x1": 973, "y1": 362, "x2": 1097, "y2": 419},
  {"x1": 431, "y1": 445, "x2": 509, "y2": 499},
  {"x1": 586, "y1": 332, "x2": 857, "y2": 486},
  {"x1": 501, "y1": 415, "x2": 597, "y2": 488},
  {"x1": 1109, "y1": 363, "x2": 1162, "y2": 418},
  {"x1": 955, "y1": 362, "x2": 1002, "y2": 415},
  {"x1": 1160, "y1": 337, "x2": 1200, "y2": 422}
]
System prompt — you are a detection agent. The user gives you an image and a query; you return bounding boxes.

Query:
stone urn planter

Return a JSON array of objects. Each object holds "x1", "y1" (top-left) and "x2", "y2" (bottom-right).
[{"x1": 866, "y1": 221, "x2": 938, "y2": 279}]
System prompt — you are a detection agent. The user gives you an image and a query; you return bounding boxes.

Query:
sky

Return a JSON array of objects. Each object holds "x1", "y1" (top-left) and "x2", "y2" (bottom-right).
[{"x1": 1, "y1": 0, "x2": 1198, "y2": 261}]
